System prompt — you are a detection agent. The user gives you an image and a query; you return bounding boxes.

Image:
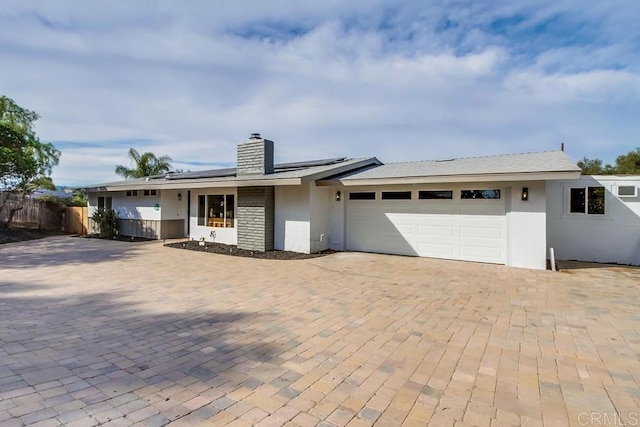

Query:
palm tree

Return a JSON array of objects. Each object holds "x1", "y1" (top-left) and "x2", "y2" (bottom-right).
[{"x1": 115, "y1": 148, "x2": 173, "y2": 179}]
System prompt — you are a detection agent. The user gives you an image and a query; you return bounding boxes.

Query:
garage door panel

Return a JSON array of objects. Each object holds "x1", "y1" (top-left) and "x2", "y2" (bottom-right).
[
  {"x1": 348, "y1": 237, "x2": 415, "y2": 256},
  {"x1": 415, "y1": 214, "x2": 456, "y2": 224},
  {"x1": 459, "y1": 226, "x2": 503, "y2": 239},
  {"x1": 415, "y1": 205, "x2": 455, "y2": 215},
  {"x1": 418, "y1": 224, "x2": 455, "y2": 237},
  {"x1": 346, "y1": 193, "x2": 506, "y2": 264},
  {"x1": 460, "y1": 245, "x2": 503, "y2": 260},
  {"x1": 417, "y1": 242, "x2": 456, "y2": 257}
]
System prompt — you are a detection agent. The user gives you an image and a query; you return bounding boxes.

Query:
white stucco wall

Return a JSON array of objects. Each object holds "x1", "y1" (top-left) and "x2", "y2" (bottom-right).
[
  {"x1": 309, "y1": 185, "x2": 332, "y2": 253},
  {"x1": 88, "y1": 192, "x2": 161, "y2": 221},
  {"x1": 114, "y1": 193, "x2": 161, "y2": 220},
  {"x1": 274, "y1": 185, "x2": 311, "y2": 253},
  {"x1": 160, "y1": 190, "x2": 187, "y2": 220},
  {"x1": 547, "y1": 176, "x2": 640, "y2": 265},
  {"x1": 189, "y1": 188, "x2": 237, "y2": 245},
  {"x1": 505, "y1": 181, "x2": 547, "y2": 270},
  {"x1": 328, "y1": 188, "x2": 346, "y2": 251}
]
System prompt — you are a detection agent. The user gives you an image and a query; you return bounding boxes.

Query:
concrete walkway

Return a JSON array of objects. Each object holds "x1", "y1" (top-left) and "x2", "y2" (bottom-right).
[{"x1": 0, "y1": 236, "x2": 639, "y2": 426}]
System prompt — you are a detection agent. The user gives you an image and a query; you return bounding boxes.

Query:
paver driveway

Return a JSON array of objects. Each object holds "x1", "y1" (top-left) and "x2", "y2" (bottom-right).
[{"x1": 0, "y1": 236, "x2": 639, "y2": 427}]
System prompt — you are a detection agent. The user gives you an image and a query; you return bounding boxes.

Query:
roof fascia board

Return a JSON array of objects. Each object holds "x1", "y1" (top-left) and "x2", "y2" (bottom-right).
[
  {"x1": 317, "y1": 171, "x2": 582, "y2": 186},
  {"x1": 87, "y1": 178, "x2": 302, "y2": 192}
]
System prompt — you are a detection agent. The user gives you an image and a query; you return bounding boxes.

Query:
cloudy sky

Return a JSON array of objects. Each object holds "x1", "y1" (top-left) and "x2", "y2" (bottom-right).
[{"x1": 1, "y1": 1, "x2": 639, "y2": 186}]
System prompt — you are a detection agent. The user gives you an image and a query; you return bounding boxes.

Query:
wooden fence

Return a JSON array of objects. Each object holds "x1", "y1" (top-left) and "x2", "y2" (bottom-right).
[
  {"x1": 64, "y1": 206, "x2": 89, "y2": 235},
  {"x1": 0, "y1": 196, "x2": 64, "y2": 231}
]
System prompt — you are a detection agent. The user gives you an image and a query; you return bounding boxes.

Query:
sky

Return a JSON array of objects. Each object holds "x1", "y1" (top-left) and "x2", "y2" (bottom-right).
[{"x1": 1, "y1": 1, "x2": 639, "y2": 186}]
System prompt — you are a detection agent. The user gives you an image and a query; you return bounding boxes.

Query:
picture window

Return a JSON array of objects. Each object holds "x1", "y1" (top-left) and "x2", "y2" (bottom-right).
[{"x1": 197, "y1": 194, "x2": 235, "y2": 227}]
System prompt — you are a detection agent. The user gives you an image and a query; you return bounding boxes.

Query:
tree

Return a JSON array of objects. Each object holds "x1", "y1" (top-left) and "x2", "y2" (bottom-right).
[
  {"x1": 577, "y1": 157, "x2": 604, "y2": 175},
  {"x1": 0, "y1": 96, "x2": 60, "y2": 229},
  {"x1": 578, "y1": 148, "x2": 640, "y2": 175},
  {"x1": 612, "y1": 148, "x2": 640, "y2": 174},
  {"x1": 115, "y1": 148, "x2": 173, "y2": 178}
]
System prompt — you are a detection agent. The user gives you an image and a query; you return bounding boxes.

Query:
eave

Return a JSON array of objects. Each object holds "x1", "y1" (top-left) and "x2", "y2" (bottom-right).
[{"x1": 317, "y1": 170, "x2": 582, "y2": 186}]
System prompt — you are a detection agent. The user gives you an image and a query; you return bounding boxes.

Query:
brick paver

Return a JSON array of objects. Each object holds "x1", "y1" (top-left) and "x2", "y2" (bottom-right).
[{"x1": 1, "y1": 236, "x2": 639, "y2": 426}]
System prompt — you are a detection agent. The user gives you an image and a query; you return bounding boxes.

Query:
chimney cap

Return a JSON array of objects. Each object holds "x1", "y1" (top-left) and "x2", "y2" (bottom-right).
[{"x1": 250, "y1": 133, "x2": 261, "y2": 139}]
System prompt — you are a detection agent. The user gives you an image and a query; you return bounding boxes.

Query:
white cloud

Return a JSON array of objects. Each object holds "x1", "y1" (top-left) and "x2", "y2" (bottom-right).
[{"x1": 0, "y1": 0, "x2": 638, "y2": 185}]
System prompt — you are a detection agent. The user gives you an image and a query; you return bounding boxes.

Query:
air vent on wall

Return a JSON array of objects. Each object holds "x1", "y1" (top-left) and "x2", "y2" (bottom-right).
[{"x1": 617, "y1": 185, "x2": 637, "y2": 197}]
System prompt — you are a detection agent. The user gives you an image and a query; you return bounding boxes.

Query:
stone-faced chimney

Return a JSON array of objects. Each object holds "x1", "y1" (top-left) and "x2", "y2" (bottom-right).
[{"x1": 237, "y1": 133, "x2": 274, "y2": 175}]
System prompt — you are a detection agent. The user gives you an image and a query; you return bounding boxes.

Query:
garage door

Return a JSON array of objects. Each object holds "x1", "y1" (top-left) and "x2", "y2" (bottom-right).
[{"x1": 346, "y1": 189, "x2": 506, "y2": 264}]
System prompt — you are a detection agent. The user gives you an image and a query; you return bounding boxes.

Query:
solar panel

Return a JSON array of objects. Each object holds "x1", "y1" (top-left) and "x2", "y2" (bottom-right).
[
  {"x1": 163, "y1": 158, "x2": 347, "y2": 180},
  {"x1": 274, "y1": 158, "x2": 346, "y2": 169},
  {"x1": 165, "y1": 168, "x2": 237, "y2": 180}
]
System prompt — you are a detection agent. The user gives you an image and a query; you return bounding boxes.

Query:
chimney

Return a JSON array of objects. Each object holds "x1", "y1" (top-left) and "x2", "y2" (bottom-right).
[{"x1": 237, "y1": 133, "x2": 274, "y2": 175}]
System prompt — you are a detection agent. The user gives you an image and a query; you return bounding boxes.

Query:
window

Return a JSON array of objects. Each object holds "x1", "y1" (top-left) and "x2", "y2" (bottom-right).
[
  {"x1": 461, "y1": 189, "x2": 501, "y2": 199},
  {"x1": 419, "y1": 190, "x2": 453, "y2": 200},
  {"x1": 197, "y1": 194, "x2": 235, "y2": 227},
  {"x1": 97, "y1": 196, "x2": 112, "y2": 210},
  {"x1": 143, "y1": 189, "x2": 157, "y2": 196},
  {"x1": 125, "y1": 190, "x2": 138, "y2": 197},
  {"x1": 197, "y1": 195, "x2": 206, "y2": 226},
  {"x1": 349, "y1": 192, "x2": 376, "y2": 200},
  {"x1": 617, "y1": 185, "x2": 637, "y2": 197},
  {"x1": 381, "y1": 191, "x2": 411, "y2": 200},
  {"x1": 570, "y1": 186, "x2": 605, "y2": 215}
]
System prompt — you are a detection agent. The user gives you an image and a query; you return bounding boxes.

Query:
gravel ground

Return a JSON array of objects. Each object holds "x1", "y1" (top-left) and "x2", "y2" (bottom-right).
[{"x1": 165, "y1": 240, "x2": 334, "y2": 259}]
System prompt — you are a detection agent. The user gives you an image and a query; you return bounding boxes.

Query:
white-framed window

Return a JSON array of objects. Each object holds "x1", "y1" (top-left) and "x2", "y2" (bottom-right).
[
  {"x1": 97, "y1": 196, "x2": 112, "y2": 210},
  {"x1": 125, "y1": 190, "x2": 138, "y2": 197},
  {"x1": 197, "y1": 194, "x2": 235, "y2": 228},
  {"x1": 143, "y1": 189, "x2": 157, "y2": 196},
  {"x1": 569, "y1": 186, "x2": 605, "y2": 215}
]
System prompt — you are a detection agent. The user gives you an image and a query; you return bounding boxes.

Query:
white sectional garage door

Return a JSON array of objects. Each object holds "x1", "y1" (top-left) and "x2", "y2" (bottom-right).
[{"x1": 346, "y1": 191, "x2": 506, "y2": 264}]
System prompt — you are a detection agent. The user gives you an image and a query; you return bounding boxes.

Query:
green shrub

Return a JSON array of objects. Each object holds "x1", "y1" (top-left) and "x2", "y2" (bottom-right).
[
  {"x1": 70, "y1": 193, "x2": 88, "y2": 207},
  {"x1": 91, "y1": 208, "x2": 119, "y2": 238}
]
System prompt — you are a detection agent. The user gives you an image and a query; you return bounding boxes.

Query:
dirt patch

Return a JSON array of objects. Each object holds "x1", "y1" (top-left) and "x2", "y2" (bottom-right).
[
  {"x1": 165, "y1": 240, "x2": 334, "y2": 260},
  {"x1": 0, "y1": 227, "x2": 66, "y2": 245}
]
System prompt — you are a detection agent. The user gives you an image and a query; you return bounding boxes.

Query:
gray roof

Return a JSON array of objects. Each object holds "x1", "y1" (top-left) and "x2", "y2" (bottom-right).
[{"x1": 330, "y1": 151, "x2": 580, "y2": 181}]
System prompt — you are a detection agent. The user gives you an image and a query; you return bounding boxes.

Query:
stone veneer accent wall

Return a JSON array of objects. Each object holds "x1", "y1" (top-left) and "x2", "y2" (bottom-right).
[
  {"x1": 237, "y1": 186, "x2": 275, "y2": 251},
  {"x1": 237, "y1": 138, "x2": 274, "y2": 175}
]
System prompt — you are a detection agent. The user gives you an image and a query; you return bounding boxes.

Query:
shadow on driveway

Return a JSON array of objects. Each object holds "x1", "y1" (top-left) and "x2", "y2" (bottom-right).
[
  {"x1": 0, "y1": 285, "x2": 289, "y2": 425},
  {"x1": 0, "y1": 236, "x2": 145, "y2": 268}
]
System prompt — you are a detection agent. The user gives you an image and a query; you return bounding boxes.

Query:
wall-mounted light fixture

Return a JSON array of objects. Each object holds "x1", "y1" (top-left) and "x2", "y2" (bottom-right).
[
  {"x1": 335, "y1": 191, "x2": 341, "y2": 201},
  {"x1": 521, "y1": 187, "x2": 529, "y2": 201},
  {"x1": 178, "y1": 192, "x2": 182, "y2": 201}
]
